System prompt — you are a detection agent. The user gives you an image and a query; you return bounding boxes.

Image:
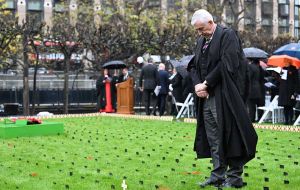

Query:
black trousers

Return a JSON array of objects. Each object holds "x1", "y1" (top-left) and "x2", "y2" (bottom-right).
[
  {"x1": 143, "y1": 89, "x2": 155, "y2": 115},
  {"x1": 203, "y1": 96, "x2": 243, "y2": 186},
  {"x1": 153, "y1": 94, "x2": 167, "y2": 116},
  {"x1": 283, "y1": 105, "x2": 294, "y2": 125}
]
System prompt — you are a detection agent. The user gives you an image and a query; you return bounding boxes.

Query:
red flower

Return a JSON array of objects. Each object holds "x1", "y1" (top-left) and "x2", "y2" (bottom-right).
[{"x1": 27, "y1": 118, "x2": 42, "y2": 125}]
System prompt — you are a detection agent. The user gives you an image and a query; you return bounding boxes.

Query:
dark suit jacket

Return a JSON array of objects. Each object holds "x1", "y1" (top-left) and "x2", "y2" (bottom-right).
[
  {"x1": 118, "y1": 73, "x2": 132, "y2": 83},
  {"x1": 139, "y1": 63, "x2": 159, "y2": 90},
  {"x1": 158, "y1": 70, "x2": 169, "y2": 94}
]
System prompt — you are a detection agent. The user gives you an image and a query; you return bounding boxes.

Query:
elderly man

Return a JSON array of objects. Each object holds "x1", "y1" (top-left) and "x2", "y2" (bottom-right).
[
  {"x1": 188, "y1": 9, "x2": 258, "y2": 188},
  {"x1": 153, "y1": 63, "x2": 169, "y2": 116}
]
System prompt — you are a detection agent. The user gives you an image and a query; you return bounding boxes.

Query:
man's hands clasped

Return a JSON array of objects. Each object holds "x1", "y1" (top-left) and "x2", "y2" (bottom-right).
[{"x1": 195, "y1": 81, "x2": 209, "y2": 98}]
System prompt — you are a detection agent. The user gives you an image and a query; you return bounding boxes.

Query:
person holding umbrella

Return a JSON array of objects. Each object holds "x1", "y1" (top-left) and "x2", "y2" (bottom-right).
[
  {"x1": 96, "y1": 68, "x2": 116, "y2": 113},
  {"x1": 247, "y1": 59, "x2": 266, "y2": 122}
]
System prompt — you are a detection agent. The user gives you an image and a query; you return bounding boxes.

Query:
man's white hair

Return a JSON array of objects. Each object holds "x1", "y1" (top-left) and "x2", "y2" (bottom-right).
[
  {"x1": 191, "y1": 9, "x2": 214, "y2": 25},
  {"x1": 158, "y1": 63, "x2": 165, "y2": 70}
]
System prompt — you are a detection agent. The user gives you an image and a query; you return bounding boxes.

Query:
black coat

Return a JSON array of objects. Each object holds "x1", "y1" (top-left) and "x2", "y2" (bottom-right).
[
  {"x1": 248, "y1": 63, "x2": 265, "y2": 105},
  {"x1": 170, "y1": 73, "x2": 183, "y2": 102},
  {"x1": 139, "y1": 63, "x2": 159, "y2": 90},
  {"x1": 96, "y1": 75, "x2": 117, "y2": 109},
  {"x1": 188, "y1": 25, "x2": 258, "y2": 167},
  {"x1": 158, "y1": 70, "x2": 169, "y2": 95},
  {"x1": 278, "y1": 66, "x2": 299, "y2": 106},
  {"x1": 118, "y1": 73, "x2": 133, "y2": 83},
  {"x1": 182, "y1": 75, "x2": 194, "y2": 100}
]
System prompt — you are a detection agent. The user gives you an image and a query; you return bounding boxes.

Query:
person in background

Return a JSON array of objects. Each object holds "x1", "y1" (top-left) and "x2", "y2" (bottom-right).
[
  {"x1": 139, "y1": 58, "x2": 159, "y2": 115},
  {"x1": 247, "y1": 59, "x2": 265, "y2": 122},
  {"x1": 153, "y1": 63, "x2": 169, "y2": 116},
  {"x1": 182, "y1": 75, "x2": 194, "y2": 101},
  {"x1": 188, "y1": 9, "x2": 257, "y2": 188},
  {"x1": 278, "y1": 65, "x2": 299, "y2": 125},
  {"x1": 96, "y1": 68, "x2": 116, "y2": 113},
  {"x1": 118, "y1": 67, "x2": 132, "y2": 83},
  {"x1": 169, "y1": 67, "x2": 183, "y2": 116}
]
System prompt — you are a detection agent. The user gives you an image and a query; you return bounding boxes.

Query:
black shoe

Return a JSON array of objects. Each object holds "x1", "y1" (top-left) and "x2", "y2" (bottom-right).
[
  {"x1": 198, "y1": 179, "x2": 223, "y2": 188},
  {"x1": 221, "y1": 181, "x2": 243, "y2": 188},
  {"x1": 153, "y1": 112, "x2": 157, "y2": 116}
]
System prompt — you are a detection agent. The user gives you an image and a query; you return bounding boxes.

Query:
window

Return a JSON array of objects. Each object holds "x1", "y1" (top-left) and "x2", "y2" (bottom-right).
[
  {"x1": 278, "y1": 18, "x2": 289, "y2": 27},
  {"x1": 54, "y1": 0, "x2": 66, "y2": 12},
  {"x1": 262, "y1": 18, "x2": 272, "y2": 26},
  {"x1": 295, "y1": 7, "x2": 300, "y2": 17},
  {"x1": 4, "y1": 0, "x2": 15, "y2": 9},
  {"x1": 27, "y1": 0, "x2": 43, "y2": 11},
  {"x1": 262, "y1": 2, "x2": 272, "y2": 16},
  {"x1": 295, "y1": 28, "x2": 300, "y2": 38},
  {"x1": 279, "y1": 27, "x2": 289, "y2": 34},
  {"x1": 279, "y1": 4, "x2": 289, "y2": 17},
  {"x1": 278, "y1": 0, "x2": 288, "y2": 4}
]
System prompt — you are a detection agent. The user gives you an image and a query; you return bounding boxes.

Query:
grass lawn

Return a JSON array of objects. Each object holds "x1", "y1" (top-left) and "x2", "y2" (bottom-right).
[{"x1": 0, "y1": 116, "x2": 299, "y2": 190}]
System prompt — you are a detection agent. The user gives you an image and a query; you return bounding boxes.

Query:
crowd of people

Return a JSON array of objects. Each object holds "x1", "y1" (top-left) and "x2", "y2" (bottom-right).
[{"x1": 96, "y1": 57, "x2": 194, "y2": 117}]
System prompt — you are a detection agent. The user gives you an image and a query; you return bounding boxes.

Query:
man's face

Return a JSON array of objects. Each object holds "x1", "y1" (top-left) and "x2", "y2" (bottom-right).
[
  {"x1": 194, "y1": 20, "x2": 214, "y2": 38},
  {"x1": 122, "y1": 68, "x2": 128, "y2": 75}
]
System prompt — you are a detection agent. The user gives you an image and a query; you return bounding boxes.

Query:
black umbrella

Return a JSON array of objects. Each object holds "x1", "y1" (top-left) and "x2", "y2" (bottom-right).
[
  {"x1": 170, "y1": 60, "x2": 180, "y2": 68},
  {"x1": 102, "y1": 60, "x2": 126, "y2": 69},
  {"x1": 176, "y1": 66, "x2": 189, "y2": 78},
  {"x1": 243, "y1": 47, "x2": 268, "y2": 59},
  {"x1": 178, "y1": 55, "x2": 195, "y2": 67}
]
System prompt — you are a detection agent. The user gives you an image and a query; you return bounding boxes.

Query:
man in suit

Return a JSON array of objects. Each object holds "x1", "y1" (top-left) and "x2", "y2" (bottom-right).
[
  {"x1": 153, "y1": 63, "x2": 169, "y2": 116},
  {"x1": 139, "y1": 58, "x2": 159, "y2": 115},
  {"x1": 118, "y1": 67, "x2": 131, "y2": 83},
  {"x1": 188, "y1": 9, "x2": 258, "y2": 188}
]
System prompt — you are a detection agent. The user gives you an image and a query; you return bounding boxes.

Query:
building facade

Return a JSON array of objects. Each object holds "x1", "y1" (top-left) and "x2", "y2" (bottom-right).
[{"x1": 3, "y1": 0, "x2": 300, "y2": 39}]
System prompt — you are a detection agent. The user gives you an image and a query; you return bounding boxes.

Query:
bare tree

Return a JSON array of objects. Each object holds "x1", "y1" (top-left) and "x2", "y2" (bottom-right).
[{"x1": 49, "y1": 15, "x2": 81, "y2": 114}]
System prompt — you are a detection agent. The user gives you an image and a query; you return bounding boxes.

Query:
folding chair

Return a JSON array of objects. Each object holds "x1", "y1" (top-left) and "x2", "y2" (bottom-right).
[
  {"x1": 293, "y1": 108, "x2": 300, "y2": 126},
  {"x1": 175, "y1": 93, "x2": 194, "y2": 119},
  {"x1": 258, "y1": 95, "x2": 284, "y2": 124}
]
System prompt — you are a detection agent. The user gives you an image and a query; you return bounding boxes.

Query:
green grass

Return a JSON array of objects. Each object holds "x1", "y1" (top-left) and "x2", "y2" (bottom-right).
[{"x1": 0, "y1": 116, "x2": 299, "y2": 190}]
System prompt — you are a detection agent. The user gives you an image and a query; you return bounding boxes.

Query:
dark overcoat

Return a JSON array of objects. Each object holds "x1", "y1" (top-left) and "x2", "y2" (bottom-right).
[
  {"x1": 170, "y1": 73, "x2": 183, "y2": 102},
  {"x1": 188, "y1": 25, "x2": 258, "y2": 167},
  {"x1": 139, "y1": 64, "x2": 159, "y2": 90},
  {"x1": 278, "y1": 66, "x2": 299, "y2": 106}
]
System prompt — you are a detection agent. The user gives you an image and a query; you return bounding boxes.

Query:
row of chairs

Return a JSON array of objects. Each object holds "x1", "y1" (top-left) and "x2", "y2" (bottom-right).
[
  {"x1": 258, "y1": 95, "x2": 300, "y2": 126},
  {"x1": 173, "y1": 94, "x2": 300, "y2": 126}
]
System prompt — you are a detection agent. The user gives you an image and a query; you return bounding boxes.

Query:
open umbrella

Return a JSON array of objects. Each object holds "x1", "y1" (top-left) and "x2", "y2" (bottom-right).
[
  {"x1": 102, "y1": 60, "x2": 126, "y2": 69},
  {"x1": 243, "y1": 47, "x2": 268, "y2": 59},
  {"x1": 178, "y1": 55, "x2": 194, "y2": 67},
  {"x1": 170, "y1": 60, "x2": 180, "y2": 68},
  {"x1": 273, "y1": 43, "x2": 300, "y2": 59},
  {"x1": 175, "y1": 66, "x2": 189, "y2": 78},
  {"x1": 267, "y1": 55, "x2": 300, "y2": 69}
]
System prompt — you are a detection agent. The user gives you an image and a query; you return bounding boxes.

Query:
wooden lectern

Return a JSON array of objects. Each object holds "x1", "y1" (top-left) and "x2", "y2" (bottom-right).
[{"x1": 116, "y1": 77, "x2": 134, "y2": 114}]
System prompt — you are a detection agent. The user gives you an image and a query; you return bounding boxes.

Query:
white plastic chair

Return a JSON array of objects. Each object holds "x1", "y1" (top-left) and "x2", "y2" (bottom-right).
[
  {"x1": 293, "y1": 108, "x2": 300, "y2": 126},
  {"x1": 175, "y1": 93, "x2": 194, "y2": 119},
  {"x1": 258, "y1": 95, "x2": 284, "y2": 124}
]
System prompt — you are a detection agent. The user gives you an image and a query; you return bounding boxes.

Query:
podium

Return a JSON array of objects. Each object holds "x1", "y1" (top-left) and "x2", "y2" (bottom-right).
[{"x1": 117, "y1": 77, "x2": 134, "y2": 114}]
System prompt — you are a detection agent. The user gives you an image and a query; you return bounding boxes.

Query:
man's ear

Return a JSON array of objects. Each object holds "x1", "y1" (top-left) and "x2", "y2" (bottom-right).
[{"x1": 208, "y1": 20, "x2": 213, "y2": 25}]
